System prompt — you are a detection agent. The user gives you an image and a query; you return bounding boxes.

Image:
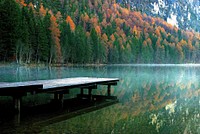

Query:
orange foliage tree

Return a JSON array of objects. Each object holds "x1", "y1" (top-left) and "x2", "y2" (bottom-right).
[
  {"x1": 66, "y1": 16, "x2": 76, "y2": 32},
  {"x1": 16, "y1": 0, "x2": 27, "y2": 6},
  {"x1": 28, "y1": 2, "x2": 34, "y2": 10},
  {"x1": 95, "y1": 26, "x2": 101, "y2": 35},
  {"x1": 50, "y1": 15, "x2": 61, "y2": 63},
  {"x1": 55, "y1": 11, "x2": 62, "y2": 22},
  {"x1": 39, "y1": 4, "x2": 46, "y2": 17}
]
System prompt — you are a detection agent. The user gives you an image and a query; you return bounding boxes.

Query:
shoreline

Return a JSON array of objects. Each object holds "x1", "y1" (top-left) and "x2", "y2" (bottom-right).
[
  {"x1": 1, "y1": 62, "x2": 200, "y2": 68},
  {"x1": 0, "y1": 62, "x2": 107, "y2": 67}
]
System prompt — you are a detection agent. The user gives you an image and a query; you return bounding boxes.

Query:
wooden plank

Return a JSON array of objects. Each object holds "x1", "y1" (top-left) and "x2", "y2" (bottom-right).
[
  {"x1": 0, "y1": 77, "x2": 119, "y2": 95},
  {"x1": 79, "y1": 84, "x2": 97, "y2": 89},
  {"x1": 107, "y1": 84, "x2": 111, "y2": 96},
  {"x1": 48, "y1": 90, "x2": 70, "y2": 94},
  {"x1": 41, "y1": 77, "x2": 119, "y2": 90},
  {"x1": 39, "y1": 77, "x2": 119, "y2": 92},
  {"x1": 102, "y1": 82, "x2": 118, "y2": 86},
  {"x1": 0, "y1": 82, "x2": 43, "y2": 89}
]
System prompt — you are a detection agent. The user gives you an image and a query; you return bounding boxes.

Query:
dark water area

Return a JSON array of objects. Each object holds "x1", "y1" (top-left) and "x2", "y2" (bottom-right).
[{"x1": 0, "y1": 64, "x2": 199, "y2": 134}]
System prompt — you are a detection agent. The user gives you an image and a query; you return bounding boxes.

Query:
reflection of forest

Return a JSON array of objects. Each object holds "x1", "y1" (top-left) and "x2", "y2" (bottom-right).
[
  {"x1": 42, "y1": 98, "x2": 199, "y2": 134},
  {"x1": 41, "y1": 66, "x2": 200, "y2": 134},
  {"x1": 108, "y1": 66, "x2": 200, "y2": 133},
  {"x1": 0, "y1": 65, "x2": 199, "y2": 133}
]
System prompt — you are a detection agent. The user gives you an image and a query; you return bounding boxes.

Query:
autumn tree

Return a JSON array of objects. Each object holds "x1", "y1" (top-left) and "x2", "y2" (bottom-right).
[
  {"x1": 66, "y1": 16, "x2": 76, "y2": 32},
  {"x1": 55, "y1": 11, "x2": 62, "y2": 23},
  {"x1": 49, "y1": 14, "x2": 61, "y2": 63},
  {"x1": 16, "y1": 0, "x2": 27, "y2": 6},
  {"x1": 39, "y1": 4, "x2": 46, "y2": 17}
]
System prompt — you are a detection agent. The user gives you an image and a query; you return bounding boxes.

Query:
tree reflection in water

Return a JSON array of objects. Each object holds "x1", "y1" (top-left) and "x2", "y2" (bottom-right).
[
  {"x1": 0, "y1": 65, "x2": 199, "y2": 133},
  {"x1": 39, "y1": 65, "x2": 200, "y2": 134}
]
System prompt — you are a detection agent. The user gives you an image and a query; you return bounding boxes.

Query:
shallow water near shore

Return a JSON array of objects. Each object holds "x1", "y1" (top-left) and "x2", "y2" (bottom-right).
[{"x1": 0, "y1": 64, "x2": 199, "y2": 133}]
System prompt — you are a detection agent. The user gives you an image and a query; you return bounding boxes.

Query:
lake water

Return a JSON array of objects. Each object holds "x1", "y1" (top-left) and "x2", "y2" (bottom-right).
[{"x1": 0, "y1": 64, "x2": 199, "y2": 134}]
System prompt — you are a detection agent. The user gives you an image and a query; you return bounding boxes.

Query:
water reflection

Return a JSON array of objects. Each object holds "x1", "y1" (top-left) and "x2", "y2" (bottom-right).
[{"x1": 0, "y1": 65, "x2": 199, "y2": 133}]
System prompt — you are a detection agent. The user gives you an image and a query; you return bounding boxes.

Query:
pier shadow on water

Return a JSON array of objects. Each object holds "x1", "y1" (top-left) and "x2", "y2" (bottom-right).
[{"x1": 0, "y1": 94, "x2": 118, "y2": 134}]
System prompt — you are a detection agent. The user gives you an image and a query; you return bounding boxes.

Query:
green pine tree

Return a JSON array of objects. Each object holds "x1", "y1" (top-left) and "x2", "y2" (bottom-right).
[{"x1": 0, "y1": 0, "x2": 21, "y2": 61}]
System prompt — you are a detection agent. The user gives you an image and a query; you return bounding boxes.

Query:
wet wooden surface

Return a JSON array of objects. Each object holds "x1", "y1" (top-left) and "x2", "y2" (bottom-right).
[{"x1": 0, "y1": 77, "x2": 119, "y2": 94}]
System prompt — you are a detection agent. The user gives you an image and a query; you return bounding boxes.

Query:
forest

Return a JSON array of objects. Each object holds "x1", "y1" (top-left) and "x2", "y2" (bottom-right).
[{"x1": 1, "y1": 0, "x2": 200, "y2": 64}]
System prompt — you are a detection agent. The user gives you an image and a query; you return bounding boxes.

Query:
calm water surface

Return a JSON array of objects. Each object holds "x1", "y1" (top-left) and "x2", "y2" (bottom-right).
[{"x1": 0, "y1": 64, "x2": 199, "y2": 134}]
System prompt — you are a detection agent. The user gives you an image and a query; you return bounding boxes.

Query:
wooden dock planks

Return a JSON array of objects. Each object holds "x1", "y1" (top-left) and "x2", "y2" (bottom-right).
[
  {"x1": 41, "y1": 77, "x2": 119, "y2": 92},
  {"x1": 0, "y1": 77, "x2": 119, "y2": 93}
]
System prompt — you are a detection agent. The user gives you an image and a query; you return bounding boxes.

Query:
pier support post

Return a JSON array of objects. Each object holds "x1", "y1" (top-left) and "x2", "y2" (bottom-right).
[
  {"x1": 88, "y1": 88, "x2": 92, "y2": 101},
  {"x1": 13, "y1": 96, "x2": 21, "y2": 114},
  {"x1": 13, "y1": 96, "x2": 22, "y2": 125},
  {"x1": 53, "y1": 93, "x2": 64, "y2": 108},
  {"x1": 107, "y1": 85, "x2": 111, "y2": 96},
  {"x1": 59, "y1": 94, "x2": 64, "y2": 108},
  {"x1": 80, "y1": 88, "x2": 84, "y2": 96},
  {"x1": 14, "y1": 111, "x2": 21, "y2": 125},
  {"x1": 54, "y1": 93, "x2": 59, "y2": 100}
]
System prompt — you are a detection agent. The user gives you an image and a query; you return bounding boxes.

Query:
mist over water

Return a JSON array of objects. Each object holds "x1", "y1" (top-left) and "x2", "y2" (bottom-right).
[{"x1": 0, "y1": 64, "x2": 199, "y2": 133}]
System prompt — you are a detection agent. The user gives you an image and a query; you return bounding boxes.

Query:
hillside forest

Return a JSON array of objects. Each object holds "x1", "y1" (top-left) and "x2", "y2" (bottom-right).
[{"x1": 1, "y1": 0, "x2": 200, "y2": 64}]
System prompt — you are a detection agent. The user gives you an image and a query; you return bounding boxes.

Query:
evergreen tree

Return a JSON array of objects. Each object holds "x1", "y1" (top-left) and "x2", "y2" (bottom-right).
[
  {"x1": 112, "y1": 38, "x2": 120, "y2": 63},
  {"x1": 90, "y1": 28, "x2": 99, "y2": 63},
  {"x1": 85, "y1": 36, "x2": 93, "y2": 63},
  {"x1": 0, "y1": 0, "x2": 21, "y2": 61},
  {"x1": 20, "y1": 7, "x2": 29, "y2": 63},
  {"x1": 43, "y1": 12, "x2": 52, "y2": 64},
  {"x1": 36, "y1": 17, "x2": 48, "y2": 63},
  {"x1": 74, "y1": 26, "x2": 86, "y2": 63},
  {"x1": 27, "y1": 8, "x2": 37, "y2": 63},
  {"x1": 60, "y1": 21, "x2": 69, "y2": 63},
  {"x1": 131, "y1": 36, "x2": 140, "y2": 63},
  {"x1": 16, "y1": 14, "x2": 29, "y2": 64},
  {"x1": 65, "y1": 23, "x2": 75, "y2": 63}
]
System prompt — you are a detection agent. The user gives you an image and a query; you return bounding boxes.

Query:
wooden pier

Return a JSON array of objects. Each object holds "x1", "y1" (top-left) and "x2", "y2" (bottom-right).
[{"x1": 0, "y1": 77, "x2": 119, "y2": 119}]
